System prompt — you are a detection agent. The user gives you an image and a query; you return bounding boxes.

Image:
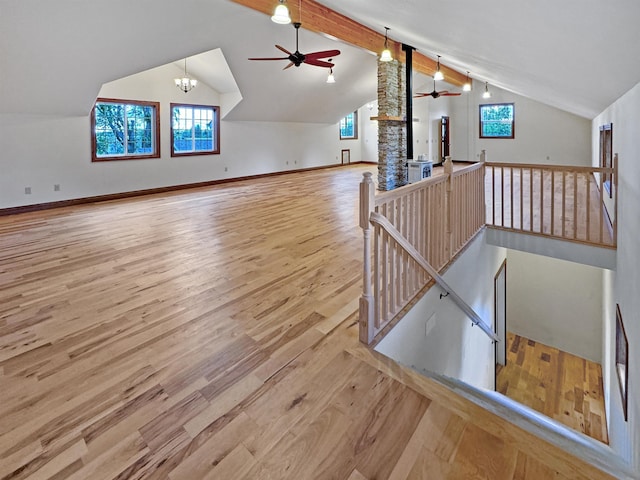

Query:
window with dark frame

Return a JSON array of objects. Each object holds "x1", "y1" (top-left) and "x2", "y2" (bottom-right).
[
  {"x1": 91, "y1": 98, "x2": 160, "y2": 162},
  {"x1": 615, "y1": 304, "x2": 628, "y2": 421},
  {"x1": 339, "y1": 111, "x2": 358, "y2": 140},
  {"x1": 171, "y1": 104, "x2": 220, "y2": 156},
  {"x1": 599, "y1": 123, "x2": 613, "y2": 198},
  {"x1": 479, "y1": 103, "x2": 515, "y2": 139}
]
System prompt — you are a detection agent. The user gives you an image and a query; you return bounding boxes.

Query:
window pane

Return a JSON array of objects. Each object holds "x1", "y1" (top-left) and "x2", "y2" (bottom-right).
[
  {"x1": 171, "y1": 104, "x2": 219, "y2": 156},
  {"x1": 340, "y1": 112, "x2": 357, "y2": 139},
  {"x1": 95, "y1": 104, "x2": 126, "y2": 156},
  {"x1": 173, "y1": 107, "x2": 193, "y2": 153},
  {"x1": 480, "y1": 104, "x2": 514, "y2": 138},
  {"x1": 126, "y1": 105, "x2": 154, "y2": 154},
  {"x1": 92, "y1": 99, "x2": 159, "y2": 161},
  {"x1": 193, "y1": 108, "x2": 213, "y2": 151}
]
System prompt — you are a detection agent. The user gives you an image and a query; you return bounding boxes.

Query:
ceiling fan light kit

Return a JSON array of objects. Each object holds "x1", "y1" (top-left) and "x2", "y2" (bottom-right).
[
  {"x1": 271, "y1": 0, "x2": 292, "y2": 24},
  {"x1": 326, "y1": 67, "x2": 336, "y2": 83},
  {"x1": 380, "y1": 27, "x2": 393, "y2": 62}
]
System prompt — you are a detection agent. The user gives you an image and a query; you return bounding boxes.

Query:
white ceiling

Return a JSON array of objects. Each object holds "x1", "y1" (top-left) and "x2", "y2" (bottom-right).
[
  {"x1": 1, "y1": 0, "x2": 639, "y2": 121},
  {"x1": 318, "y1": 0, "x2": 640, "y2": 119}
]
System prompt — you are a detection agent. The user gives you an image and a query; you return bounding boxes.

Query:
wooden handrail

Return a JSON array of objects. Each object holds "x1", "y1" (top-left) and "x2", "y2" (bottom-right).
[
  {"x1": 374, "y1": 173, "x2": 447, "y2": 206},
  {"x1": 451, "y1": 161, "x2": 484, "y2": 178},
  {"x1": 369, "y1": 211, "x2": 499, "y2": 342},
  {"x1": 486, "y1": 161, "x2": 614, "y2": 175}
]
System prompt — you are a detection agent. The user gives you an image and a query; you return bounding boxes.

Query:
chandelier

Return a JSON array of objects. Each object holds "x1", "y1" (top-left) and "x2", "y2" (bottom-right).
[{"x1": 174, "y1": 58, "x2": 197, "y2": 93}]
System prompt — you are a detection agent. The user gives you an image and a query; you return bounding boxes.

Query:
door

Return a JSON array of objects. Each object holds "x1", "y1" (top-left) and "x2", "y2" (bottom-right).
[
  {"x1": 494, "y1": 260, "x2": 507, "y2": 370},
  {"x1": 440, "y1": 116, "x2": 450, "y2": 162}
]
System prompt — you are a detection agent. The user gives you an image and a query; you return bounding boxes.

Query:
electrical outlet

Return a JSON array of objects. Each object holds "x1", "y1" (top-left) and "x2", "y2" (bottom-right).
[
  {"x1": 54, "y1": 184, "x2": 60, "y2": 191},
  {"x1": 25, "y1": 187, "x2": 31, "y2": 194},
  {"x1": 224, "y1": 167, "x2": 228, "y2": 172},
  {"x1": 294, "y1": 160, "x2": 297, "y2": 164},
  {"x1": 286, "y1": 161, "x2": 289, "y2": 165}
]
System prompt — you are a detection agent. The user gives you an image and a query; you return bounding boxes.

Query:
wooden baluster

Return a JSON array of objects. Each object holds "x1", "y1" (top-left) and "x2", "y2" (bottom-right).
[
  {"x1": 519, "y1": 167, "x2": 523, "y2": 231},
  {"x1": 399, "y1": 195, "x2": 413, "y2": 303},
  {"x1": 561, "y1": 171, "x2": 566, "y2": 238},
  {"x1": 551, "y1": 170, "x2": 555, "y2": 236},
  {"x1": 380, "y1": 203, "x2": 388, "y2": 330},
  {"x1": 539, "y1": 168, "x2": 544, "y2": 234},
  {"x1": 500, "y1": 166, "x2": 505, "y2": 227},
  {"x1": 359, "y1": 172, "x2": 375, "y2": 344},
  {"x1": 509, "y1": 166, "x2": 514, "y2": 229},
  {"x1": 599, "y1": 171, "x2": 604, "y2": 244},
  {"x1": 573, "y1": 172, "x2": 578, "y2": 239},
  {"x1": 444, "y1": 156, "x2": 453, "y2": 262},
  {"x1": 586, "y1": 172, "x2": 591, "y2": 243},
  {"x1": 491, "y1": 165, "x2": 496, "y2": 225},
  {"x1": 529, "y1": 168, "x2": 533, "y2": 232}
]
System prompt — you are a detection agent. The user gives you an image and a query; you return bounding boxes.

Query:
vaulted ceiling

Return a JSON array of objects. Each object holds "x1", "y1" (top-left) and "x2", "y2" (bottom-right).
[{"x1": 1, "y1": 0, "x2": 639, "y2": 121}]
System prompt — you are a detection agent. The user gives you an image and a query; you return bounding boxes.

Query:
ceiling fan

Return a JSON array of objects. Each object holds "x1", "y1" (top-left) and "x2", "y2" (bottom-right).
[
  {"x1": 415, "y1": 79, "x2": 462, "y2": 99},
  {"x1": 248, "y1": 22, "x2": 340, "y2": 70}
]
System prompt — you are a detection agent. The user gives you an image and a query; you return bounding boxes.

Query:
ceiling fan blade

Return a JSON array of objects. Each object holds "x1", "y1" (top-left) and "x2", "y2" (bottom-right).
[
  {"x1": 304, "y1": 49, "x2": 341, "y2": 60},
  {"x1": 248, "y1": 57, "x2": 289, "y2": 61},
  {"x1": 304, "y1": 58, "x2": 334, "y2": 68},
  {"x1": 283, "y1": 62, "x2": 294, "y2": 70},
  {"x1": 413, "y1": 93, "x2": 431, "y2": 98},
  {"x1": 275, "y1": 44, "x2": 292, "y2": 55},
  {"x1": 441, "y1": 92, "x2": 462, "y2": 96}
]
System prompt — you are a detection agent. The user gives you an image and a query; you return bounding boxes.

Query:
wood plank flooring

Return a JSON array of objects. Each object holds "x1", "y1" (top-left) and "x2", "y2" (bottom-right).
[
  {"x1": 497, "y1": 332, "x2": 608, "y2": 444},
  {"x1": 0, "y1": 165, "x2": 615, "y2": 479}
]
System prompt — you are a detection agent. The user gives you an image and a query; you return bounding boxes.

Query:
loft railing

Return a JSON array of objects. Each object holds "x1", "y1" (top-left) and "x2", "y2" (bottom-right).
[
  {"x1": 485, "y1": 161, "x2": 617, "y2": 248},
  {"x1": 359, "y1": 160, "x2": 487, "y2": 345},
  {"x1": 359, "y1": 157, "x2": 618, "y2": 346}
]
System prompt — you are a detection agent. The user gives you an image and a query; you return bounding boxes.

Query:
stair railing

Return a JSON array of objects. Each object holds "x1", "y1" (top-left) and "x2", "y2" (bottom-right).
[
  {"x1": 369, "y1": 211, "x2": 498, "y2": 342},
  {"x1": 359, "y1": 159, "x2": 487, "y2": 344}
]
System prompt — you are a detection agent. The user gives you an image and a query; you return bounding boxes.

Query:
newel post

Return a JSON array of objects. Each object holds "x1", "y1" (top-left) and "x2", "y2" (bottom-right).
[
  {"x1": 444, "y1": 156, "x2": 453, "y2": 261},
  {"x1": 359, "y1": 172, "x2": 375, "y2": 344}
]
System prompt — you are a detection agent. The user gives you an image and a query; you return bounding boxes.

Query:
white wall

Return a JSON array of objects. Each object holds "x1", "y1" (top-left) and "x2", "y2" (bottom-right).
[
  {"x1": 0, "y1": 63, "x2": 361, "y2": 209},
  {"x1": 593, "y1": 80, "x2": 640, "y2": 473},
  {"x1": 506, "y1": 249, "x2": 603, "y2": 363},
  {"x1": 449, "y1": 84, "x2": 592, "y2": 165},
  {"x1": 376, "y1": 231, "x2": 507, "y2": 390}
]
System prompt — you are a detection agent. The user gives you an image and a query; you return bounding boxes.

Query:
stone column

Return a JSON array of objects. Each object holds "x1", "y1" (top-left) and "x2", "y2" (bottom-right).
[{"x1": 377, "y1": 59, "x2": 407, "y2": 191}]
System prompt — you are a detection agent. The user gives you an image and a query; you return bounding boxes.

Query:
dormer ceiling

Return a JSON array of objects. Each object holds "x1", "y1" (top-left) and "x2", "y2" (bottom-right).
[{"x1": 1, "y1": 0, "x2": 639, "y2": 120}]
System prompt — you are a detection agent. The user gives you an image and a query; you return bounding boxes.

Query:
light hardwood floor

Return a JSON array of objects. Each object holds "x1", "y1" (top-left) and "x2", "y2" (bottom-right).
[
  {"x1": 0, "y1": 165, "x2": 614, "y2": 479},
  {"x1": 497, "y1": 332, "x2": 608, "y2": 444}
]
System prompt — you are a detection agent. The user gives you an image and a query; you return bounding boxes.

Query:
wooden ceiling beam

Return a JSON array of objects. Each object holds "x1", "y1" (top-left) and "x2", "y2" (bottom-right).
[{"x1": 229, "y1": 0, "x2": 468, "y2": 87}]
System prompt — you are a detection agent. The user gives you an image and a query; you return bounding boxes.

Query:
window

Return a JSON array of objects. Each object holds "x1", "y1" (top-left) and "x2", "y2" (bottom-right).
[
  {"x1": 479, "y1": 103, "x2": 515, "y2": 139},
  {"x1": 339, "y1": 111, "x2": 358, "y2": 139},
  {"x1": 599, "y1": 123, "x2": 613, "y2": 197},
  {"x1": 171, "y1": 104, "x2": 220, "y2": 156},
  {"x1": 615, "y1": 304, "x2": 628, "y2": 421},
  {"x1": 92, "y1": 98, "x2": 160, "y2": 162}
]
